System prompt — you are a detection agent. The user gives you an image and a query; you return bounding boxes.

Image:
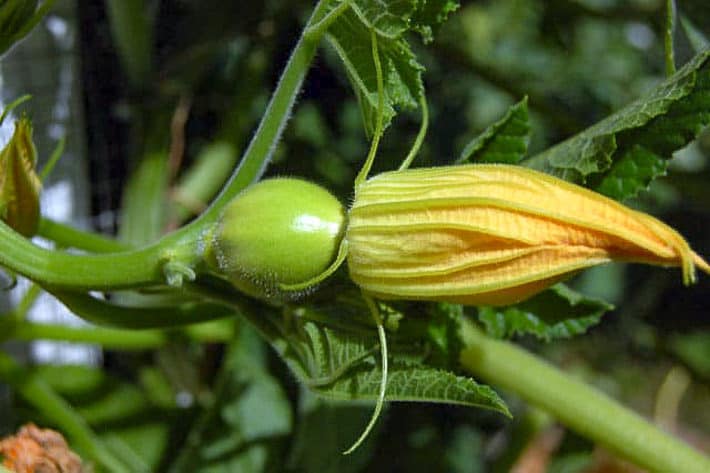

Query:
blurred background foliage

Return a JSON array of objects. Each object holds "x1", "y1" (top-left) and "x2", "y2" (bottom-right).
[{"x1": 1, "y1": 0, "x2": 709, "y2": 471}]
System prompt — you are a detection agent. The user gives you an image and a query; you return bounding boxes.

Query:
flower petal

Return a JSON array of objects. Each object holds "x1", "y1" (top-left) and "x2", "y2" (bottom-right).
[{"x1": 347, "y1": 164, "x2": 709, "y2": 305}]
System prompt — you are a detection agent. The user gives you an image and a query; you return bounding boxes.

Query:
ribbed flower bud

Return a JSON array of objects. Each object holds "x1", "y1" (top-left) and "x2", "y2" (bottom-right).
[{"x1": 346, "y1": 164, "x2": 709, "y2": 305}]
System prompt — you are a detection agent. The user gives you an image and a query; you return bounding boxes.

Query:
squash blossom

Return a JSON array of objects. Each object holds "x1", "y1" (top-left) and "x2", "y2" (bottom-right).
[{"x1": 346, "y1": 164, "x2": 710, "y2": 305}]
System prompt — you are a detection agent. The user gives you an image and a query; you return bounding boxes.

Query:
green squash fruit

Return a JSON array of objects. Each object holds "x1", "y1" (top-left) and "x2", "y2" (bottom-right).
[{"x1": 207, "y1": 178, "x2": 345, "y2": 300}]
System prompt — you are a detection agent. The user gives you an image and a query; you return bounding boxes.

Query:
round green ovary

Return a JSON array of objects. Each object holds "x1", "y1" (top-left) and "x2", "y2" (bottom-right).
[{"x1": 211, "y1": 178, "x2": 345, "y2": 299}]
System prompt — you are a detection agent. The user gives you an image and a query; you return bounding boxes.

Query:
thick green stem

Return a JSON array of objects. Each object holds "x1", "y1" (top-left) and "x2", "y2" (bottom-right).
[
  {"x1": 0, "y1": 352, "x2": 130, "y2": 473},
  {"x1": 0, "y1": 0, "x2": 336, "y2": 295},
  {"x1": 197, "y1": 0, "x2": 333, "y2": 222},
  {"x1": 0, "y1": 219, "x2": 196, "y2": 290},
  {"x1": 459, "y1": 322, "x2": 710, "y2": 473}
]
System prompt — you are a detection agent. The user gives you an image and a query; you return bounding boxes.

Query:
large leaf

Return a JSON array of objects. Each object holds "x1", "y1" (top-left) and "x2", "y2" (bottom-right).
[
  {"x1": 523, "y1": 50, "x2": 710, "y2": 200},
  {"x1": 477, "y1": 284, "x2": 613, "y2": 342},
  {"x1": 325, "y1": 0, "x2": 459, "y2": 134},
  {"x1": 273, "y1": 298, "x2": 510, "y2": 417},
  {"x1": 457, "y1": 97, "x2": 530, "y2": 164}
]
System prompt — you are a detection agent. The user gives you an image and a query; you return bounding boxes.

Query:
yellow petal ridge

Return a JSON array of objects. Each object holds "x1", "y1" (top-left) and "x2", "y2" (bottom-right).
[{"x1": 346, "y1": 164, "x2": 708, "y2": 305}]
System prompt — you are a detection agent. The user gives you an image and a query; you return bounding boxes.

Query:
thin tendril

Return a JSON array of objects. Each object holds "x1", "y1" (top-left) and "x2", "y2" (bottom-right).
[
  {"x1": 354, "y1": 28, "x2": 385, "y2": 190},
  {"x1": 343, "y1": 293, "x2": 388, "y2": 455},
  {"x1": 398, "y1": 94, "x2": 429, "y2": 171},
  {"x1": 279, "y1": 240, "x2": 349, "y2": 292}
]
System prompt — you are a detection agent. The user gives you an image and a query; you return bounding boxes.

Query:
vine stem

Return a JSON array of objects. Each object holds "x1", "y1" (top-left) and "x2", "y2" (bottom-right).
[
  {"x1": 459, "y1": 321, "x2": 710, "y2": 473},
  {"x1": 198, "y1": 0, "x2": 334, "y2": 222},
  {"x1": 8, "y1": 322, "x2": 168, "y2": 349},
  {"x1": 0, "y1": 0, "x2": 339, "y2": 294}
]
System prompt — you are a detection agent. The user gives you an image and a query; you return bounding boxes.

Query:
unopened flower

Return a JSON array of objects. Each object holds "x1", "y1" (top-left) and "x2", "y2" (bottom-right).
[
  {"x1": 0, "y1": 117, "x2": 41, "y2": 237},
  {"x1": 346, "y1": 164, "x2": 710, "y2": 305}
]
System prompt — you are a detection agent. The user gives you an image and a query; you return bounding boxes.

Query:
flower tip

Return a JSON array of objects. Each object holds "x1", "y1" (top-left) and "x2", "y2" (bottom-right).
[{"x1": 692, "y1": 251, "x2": 710, "y2": 278}]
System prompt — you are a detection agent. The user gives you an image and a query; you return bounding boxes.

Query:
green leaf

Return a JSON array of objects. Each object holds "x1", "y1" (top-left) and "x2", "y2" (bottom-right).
[
  {"x1": 324, "y1": 0, "x2": 459, "y2": 134},
  {"x1": 326, "y1": 7, "x2": 423, "y2": 134},
  {"x1": 410, "y1": 0, "x2": 460, "y2": 44},
  {"x1": 457, "y1": 97, "x2": 530, "y2": 164},
  {"x1": 594, "y1": 145, "x2": 668, "y2": 200},
  {"x1": 523, "y1": 50, "x2": 710, "y2": 199},
  {"x1": 277, "y1": 311, "x2": 510, "y2": 416},
  {"x1": 348, "y1": 0, "x2": 417, "y2": 38},
  {"x1": 477, "y1": 284, "x2": 613, "y2": 341},
  {"x1": 349, "y1": 0, "x2": 459, "y2": 42}
]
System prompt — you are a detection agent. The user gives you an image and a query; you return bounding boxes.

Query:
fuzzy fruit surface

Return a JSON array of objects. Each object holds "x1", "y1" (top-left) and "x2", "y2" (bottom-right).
[{"x1": 211, "y1": 178, "x2": 345, "y2": 299}]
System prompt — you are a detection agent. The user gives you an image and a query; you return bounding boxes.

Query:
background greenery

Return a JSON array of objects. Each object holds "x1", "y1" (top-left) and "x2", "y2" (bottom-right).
[{"x1": 1, "y1": 0, "x2": 709, "y2": 472}]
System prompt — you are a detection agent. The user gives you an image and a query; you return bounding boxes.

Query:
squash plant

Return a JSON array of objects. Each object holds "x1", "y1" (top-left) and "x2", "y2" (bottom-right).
[{"x1": 1, "y1": 1, "x2": 710, "y2": 472}]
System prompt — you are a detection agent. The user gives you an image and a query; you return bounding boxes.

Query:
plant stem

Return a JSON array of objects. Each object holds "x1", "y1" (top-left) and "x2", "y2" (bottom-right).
[
  {"x1": 0, "y1": 219, "x2": 192, "y2": 290},
  {"x1": 51, "y1": 289, "x2": 234, "y2": 329},
  {"x1": 664, "y1": 0, "x2": 677, "y2": 76},
  {"x1": 13, "y1": 283, "x2": 41, "y2": 321},
  {"x1": 0, "y1": 0, "x2": 337, "y2": 296},
  {"x1": 6, "y1": 319, "x2": 234, "y2": 349},
  {"x1": 38, "y1": 218, "x2": 130, "y2": 253},
  {"x1": 197, "y1": 0, "x2": 333, "y2": 223},
  {"x1": 459, "y1": 322, "x2": 710, "y2": 473},
  {"x1": 10, "y1": 322, "x2": 167, "y2": 349},
  {"x1": 0, "y1": 352, "x2": 130, "y2": 473}
]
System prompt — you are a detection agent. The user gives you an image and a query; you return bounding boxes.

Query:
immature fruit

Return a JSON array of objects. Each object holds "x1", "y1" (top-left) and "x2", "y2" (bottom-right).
[{"x1": 208, "y1": 178, "x2": 345, "y2": 299}]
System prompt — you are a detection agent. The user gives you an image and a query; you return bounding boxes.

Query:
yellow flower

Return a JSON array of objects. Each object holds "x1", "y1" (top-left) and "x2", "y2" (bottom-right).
[{"x1": 346, "y1": 164, "x2": 710, "y2": 305}]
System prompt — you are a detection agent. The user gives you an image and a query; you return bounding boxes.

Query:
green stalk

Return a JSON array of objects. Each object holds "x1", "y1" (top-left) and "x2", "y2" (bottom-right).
[
  {"x1": 0, "y1": 216, "x2": 214, "y2": 291},
  {"x1": 0, "y1": 0, "x2": 338, "y2": 296},
  {"x1": 459, "y1": 322, "x2": 710, "y2": 473},
  {"x1": 0, "y1": 219, "x2": 171, "y2": 289},
  {"x1": 10, "y1": 322, "x2": 167, "y2": 349},
  {"x1": 0, "y1": 352, "x2": 130, "y2": 473},
  {"x1": 7, "y1": 320, "x2": 234, "y2": 349},
  {"x1": 197, "y1": 0, "x2": 333, "y2": 223},
  {"x1": 38, "y1": 218, "x2": 130, "y2": 253},
  {"x1": 51, "y1": 289, "x2": 234, "y2": 329}
]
